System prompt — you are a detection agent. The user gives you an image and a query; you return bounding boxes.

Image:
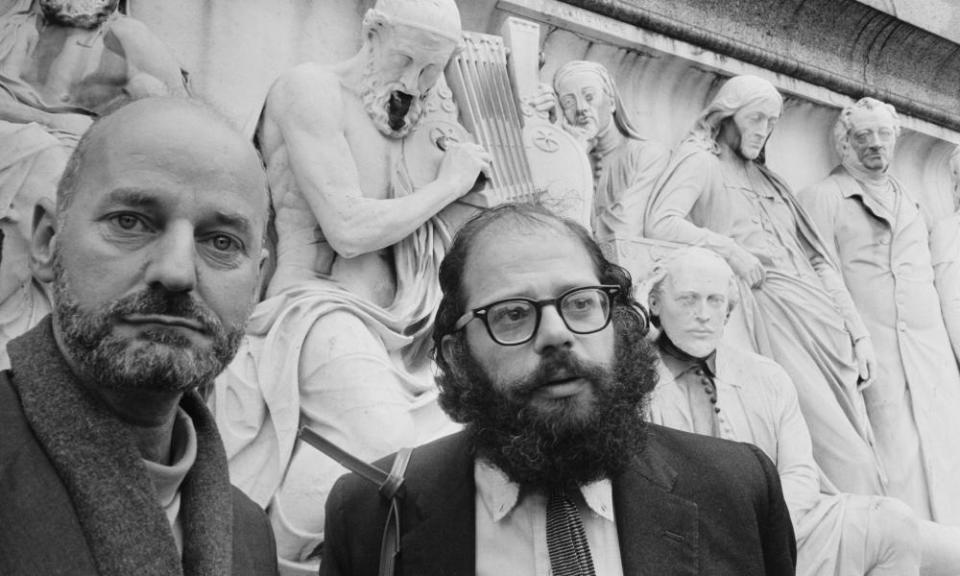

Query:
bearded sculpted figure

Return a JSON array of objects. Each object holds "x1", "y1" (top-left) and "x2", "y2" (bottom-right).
[
  {"x1": 550, "y1": 60, "x2": 669, "y2": 244},
  {"x1": 210, "y1": 0, "x2": 491, "y2": 572},
  {"x1": 0, "y1": 0, "x2": 187, "y2": 369},
  {"x1": 644, "y1": 75, "x2": 884, "y2": 498},
  {"x1": 799, "y1": 98, "x2": 960, "y2": 524}
]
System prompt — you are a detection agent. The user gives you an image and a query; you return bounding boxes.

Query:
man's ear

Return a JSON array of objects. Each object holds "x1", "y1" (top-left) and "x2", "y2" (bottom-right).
[
  {"x1": 439, "y1": 333, "x2": 457, "y2": 368},
  {"x1": 30, "y1": 198, "x2": 58, "y2": 283}
]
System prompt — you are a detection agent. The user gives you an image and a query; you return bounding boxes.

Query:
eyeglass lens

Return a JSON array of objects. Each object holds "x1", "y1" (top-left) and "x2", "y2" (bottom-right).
[{"x1": 486, "y1": 287, "x2": 611, "y2": 344}]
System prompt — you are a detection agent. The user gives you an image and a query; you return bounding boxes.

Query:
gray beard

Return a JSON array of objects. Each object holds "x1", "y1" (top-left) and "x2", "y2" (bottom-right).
[
  {"x1": 358, "y1": 60, "x2": 427, "y2": 139},
  {"x1": 39, "y1": 0, "x2": 119, "y2": 29},
  {"x1": 51, "y1": 254, "x2": 245, "y2": 394}
]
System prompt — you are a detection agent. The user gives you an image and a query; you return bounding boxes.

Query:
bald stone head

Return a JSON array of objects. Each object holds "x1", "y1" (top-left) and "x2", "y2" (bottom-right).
[{"x1": 32, "y1": 97, "x2": 269, "y2": 395}]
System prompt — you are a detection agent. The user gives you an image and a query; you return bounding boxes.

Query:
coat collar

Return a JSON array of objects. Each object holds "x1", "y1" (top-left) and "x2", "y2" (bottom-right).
[
  {"x1": 613, "y1": 431, "x2": 698, "y2": 575},
  {"x1": 7, "y1": 317, "x2": 234, "y2": 576},
  {"x1": 398, "y1": 429, "x2": 698, "y2": 575}
]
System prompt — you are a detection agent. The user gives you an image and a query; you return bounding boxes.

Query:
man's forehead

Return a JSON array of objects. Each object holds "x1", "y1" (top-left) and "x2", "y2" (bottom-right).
[
  {"x1": 848, "y1": 106, "x2": 895, "y2": 130},
  {"x1": 664, "y1": 254, "x2": 731, "y2": 289},
  {"x1": 463, "y1": 221, "x2": 598, "y2": 293},
  {"x1": 737, "y1": 97, "x2": 781, "y2": 117}
]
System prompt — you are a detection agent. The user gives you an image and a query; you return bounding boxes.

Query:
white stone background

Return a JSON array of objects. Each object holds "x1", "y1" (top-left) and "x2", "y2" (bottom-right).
[{"x1": 126, "y1": 0, "x2": 960, "y2": 229}]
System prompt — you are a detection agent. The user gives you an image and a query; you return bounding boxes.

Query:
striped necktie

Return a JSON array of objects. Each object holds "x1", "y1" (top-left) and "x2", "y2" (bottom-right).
[{"x1": 546, "y1": 488, "x2": 597, "y2": 576}]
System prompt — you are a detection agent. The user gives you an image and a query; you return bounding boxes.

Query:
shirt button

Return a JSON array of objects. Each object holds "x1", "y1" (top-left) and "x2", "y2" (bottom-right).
[
  {"x1": 879, "y1": 236, "x2": 890, "y2": 245},
  {"x1": 898, "y1": 321, "x2": 907, "y2": 332}
]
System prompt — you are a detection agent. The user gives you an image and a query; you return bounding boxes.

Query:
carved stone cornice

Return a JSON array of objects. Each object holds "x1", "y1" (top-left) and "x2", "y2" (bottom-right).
[{"x1": 555, "y1": 0, "x2": 960, "y2": 132}]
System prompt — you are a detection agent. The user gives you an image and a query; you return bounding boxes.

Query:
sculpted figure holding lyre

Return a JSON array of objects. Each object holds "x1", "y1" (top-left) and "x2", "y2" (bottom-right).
[
  {"x1": 644, "y1": 75, "x2": 884, "y2": 498},
  {"x1": 799, "y1": 98, "x2": 960, "y2": 524},
  {"x1": 211, "y1": 0, "x2": 491, "y2": 572},
  {"x1": 0, "y1": 0, "x2": 186, "y2": 368},
  {"x1": 550, "y1": 60, "x2": 670, "y2": 244}
]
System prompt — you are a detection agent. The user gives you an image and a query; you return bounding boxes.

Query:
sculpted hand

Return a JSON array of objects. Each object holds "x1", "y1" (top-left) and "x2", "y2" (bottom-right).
[
  {"x1": 853, "y1": 337, "x2": 878, "y2": 389},
  {"x1": 47, "y1": 113, "x2": 94, "y2": 136},
  {"x1": 437, "y1": 141, "x2": 493, "y2": 196},
  {"x1": 729, "y1": 246, "x2": 766, "y2": 288},
  {"x1": 527, "y1": 83, "x2": 558, "y2": 123}
]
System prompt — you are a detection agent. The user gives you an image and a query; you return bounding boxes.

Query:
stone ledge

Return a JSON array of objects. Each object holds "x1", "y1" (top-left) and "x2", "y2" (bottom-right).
[{"x1": 554, "y1": 0, "x2": 960, "y2": 132}]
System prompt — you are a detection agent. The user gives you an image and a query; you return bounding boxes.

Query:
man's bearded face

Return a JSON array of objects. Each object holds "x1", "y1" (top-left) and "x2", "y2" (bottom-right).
[
  {"x1": 52, "y1": 252, "x2": 245, "y2": 394},
  {"x1": 39, "y1": 0, "x2": 119, "y2": 29},
  {"x1": 438, "y1": 308, "x2": 656, "y2": 490},
  {"x1": 844, "y1": 106, "x2": 897, "y2": 174},
  {"x1": 723, "y1": 98, "x2": 781, "y2": 161},
  {"x1": 359, "y1": 57, "x2": 428, "y2": 139},
  {"x1": 556, "y1": 73, "x2": 613, "y2": 146}
]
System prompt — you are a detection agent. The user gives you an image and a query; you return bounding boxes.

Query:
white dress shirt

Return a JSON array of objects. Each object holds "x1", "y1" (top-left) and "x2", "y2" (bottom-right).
[{"x1": 474, "y1": 459, "x2": 624, "y2": 576}]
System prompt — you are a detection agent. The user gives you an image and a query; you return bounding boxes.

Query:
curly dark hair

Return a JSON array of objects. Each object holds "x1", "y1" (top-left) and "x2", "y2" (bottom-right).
[{"x1": 432, "y1": 203, "x2": 645, "y2": 374}]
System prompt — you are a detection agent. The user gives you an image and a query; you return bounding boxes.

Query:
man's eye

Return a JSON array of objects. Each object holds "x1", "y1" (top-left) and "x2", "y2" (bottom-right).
[
  {"x1": 207, "y1": 234, "x2": 242, "y2": 253},
  {"x1": 108, "y1": 213, "x2": 148, "y2": 232},
  {"x1": 491, "y1": 304, "x2": 530, "y2": 324}
]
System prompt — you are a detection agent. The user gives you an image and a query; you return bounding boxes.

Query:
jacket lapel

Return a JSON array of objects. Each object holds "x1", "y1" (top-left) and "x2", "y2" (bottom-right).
[
  {"x1": 397, "y1": 432, "x2": 476, "y2": 576},
  {"x1": 614, "y1": 437, "x2": 698, "y2": 576},
  {"x1": 7, "y1": 318, "x2": 235, "y2": 576}
]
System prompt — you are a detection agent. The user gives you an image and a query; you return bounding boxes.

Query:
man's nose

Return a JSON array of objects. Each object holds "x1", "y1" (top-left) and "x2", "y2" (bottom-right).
[
  {"x1": 693, "y1": 300, "x2": 711, "y2": 320},
  {"x1": 399, "y1": 67, "x2": 420, "y2": 94},
  {"x1": 144, "y1": 223, "x2": 197, "y2": 293},
  {"x1": 533, "y1": 305, "x2": 574, "y2": 353}
]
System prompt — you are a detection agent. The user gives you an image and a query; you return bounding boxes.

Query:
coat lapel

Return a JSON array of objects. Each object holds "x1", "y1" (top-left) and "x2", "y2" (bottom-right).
[
  {"x1": 397, "y1": 432, "x2": 476, "y2": 576},
  {"x1": 614, "y1": 437, "x2": 698, "y2": 576},
  {"x1": 7, "y1": 318, "x2": 234, "y2": 576}
]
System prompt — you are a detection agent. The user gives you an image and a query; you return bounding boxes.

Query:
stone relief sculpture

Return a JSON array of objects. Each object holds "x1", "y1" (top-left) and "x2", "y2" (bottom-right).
[
  {"x1": 928, "y1": 146, "x2": 960, "y2": 361},
  {"x1": 643, "y1": 75, "x2": 885, "y2": 497},
  {"x1": 0, "y1": 0, "x2": 187, "y2": 369},
  {"x1": 646, "y1": 247, "x2": 960, "y2": 576},
  {"x1": 548, "y1": 60, "x2": 670, "y2": 245},
  {"x1": 798, "y1": 98, "x2": 960, "y2": 524},
  {"x1": 210, "y1": 0, "x2": 492, "y2": 572}
]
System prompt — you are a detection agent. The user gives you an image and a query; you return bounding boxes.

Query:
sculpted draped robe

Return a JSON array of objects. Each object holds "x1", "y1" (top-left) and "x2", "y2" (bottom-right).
[
  {"x1": 799, "y1": 166, "x2": 960, "y2": 524},
  {"x1": 644, "y1": 137, "x2": 885, "y2": 496}
]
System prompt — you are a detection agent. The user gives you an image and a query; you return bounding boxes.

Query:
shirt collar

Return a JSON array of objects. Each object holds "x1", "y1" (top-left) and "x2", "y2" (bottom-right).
[
  {"x1": 142, "y1": 406, "x2": 198, "y2": 507},
  {"x1": 655, "y1": 332, "x2": 717, "y2": 378},
  {"x1": 474, "y1": 459, "x2": 616, "y2": 523}
]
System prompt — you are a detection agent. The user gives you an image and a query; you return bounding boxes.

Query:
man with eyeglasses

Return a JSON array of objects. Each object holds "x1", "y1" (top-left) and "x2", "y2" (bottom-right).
[
  {"x1": 320, "y1": 203, "x2": 796, "y2": 576},
  {"x1": 799, "y1": 98, "x2": 960, "y2": 525}
]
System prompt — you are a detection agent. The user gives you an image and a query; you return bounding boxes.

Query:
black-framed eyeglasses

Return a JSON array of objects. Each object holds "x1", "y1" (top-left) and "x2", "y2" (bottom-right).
[{"x1": 454, "y1": 285, "x2": 620, "y2": 346}]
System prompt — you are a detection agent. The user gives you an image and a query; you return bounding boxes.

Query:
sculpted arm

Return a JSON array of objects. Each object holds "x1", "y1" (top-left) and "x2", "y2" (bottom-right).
[
  {"x1": 645, "y1": 153, "x2": 765, "y2": 286},
  {"x1": 768, "y1": 367, "x2": 823, "y2": 521},
  {"x1": 930, "y1": 215, "x2": 960, "y2": 360},
  {"x1": 622, "y1": 143, "x2": 670, "y2": 239},
  {"x1": 0, "y1": 91, "x2": 92, "y2": 133},
  {"x1": 802, "y1": 232, "x2": 875, "y2": 383},
  {"x1": 269, "y1": 68, "x2": 489, "y2": 259},
  {"x1": 103, "y1": 16, "x2": 187, "y2": 98},
  {"x1": 796, "y1": 183, "x2": 842, "y2": 263}
]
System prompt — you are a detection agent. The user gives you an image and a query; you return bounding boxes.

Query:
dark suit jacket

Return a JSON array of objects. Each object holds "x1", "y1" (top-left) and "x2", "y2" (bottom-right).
[
  {"x1": 0, "y1": 320, "x2": 278, "y2": 576},
  {"x1": 322, "y1": 427, "x2": 796, "y2": 575}
]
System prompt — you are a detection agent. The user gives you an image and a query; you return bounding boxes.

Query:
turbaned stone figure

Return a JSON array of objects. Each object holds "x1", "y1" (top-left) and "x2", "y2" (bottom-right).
[
  {"x1": 550, "y1": 60, "x2": 669, "y2": 244},
  {"x1": 798, "y1": 98, "x2": 960, "y2": 524},
  {"x1": 644, "y1": 75, "x2": 884, "y2": 497},
  {"x1": 210, "y1": 0, "x2": 491, "y2": 573},
  {"x1": 0, "y1": 0, "x2": 187, "y2": 369}
]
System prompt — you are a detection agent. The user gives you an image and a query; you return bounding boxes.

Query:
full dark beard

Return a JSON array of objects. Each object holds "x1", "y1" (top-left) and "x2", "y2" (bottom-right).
[
  {"x1": 52, "y1": 257, "x2": 245, "y2": 394},
  {"x1": 39, "y1": 0, "x2": 119, "y2": 29},
  {"x1": 438, "y1": 308, "x2": 657, "y2": 491}
]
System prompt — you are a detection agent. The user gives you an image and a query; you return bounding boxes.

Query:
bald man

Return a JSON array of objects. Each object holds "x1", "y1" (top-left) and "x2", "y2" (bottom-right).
[{"x1": 0, "y1": 98, "x2": 277, "y2": 576}]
